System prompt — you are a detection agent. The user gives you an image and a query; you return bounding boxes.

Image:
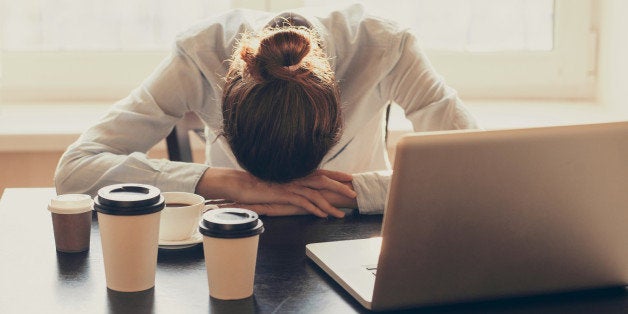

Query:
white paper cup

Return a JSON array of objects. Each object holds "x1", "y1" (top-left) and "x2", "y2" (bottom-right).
[
  {"x1": 97, "y1": 212, "x2": 161, "y2": 292},
  {"x1": 159, "y1": 192, "x2": 215, "y2": 242},
  {"x1": 198, "y1": 208, "x2": 264, "y2": 300},
  {"x1": 94, "y1": 184, "x2": 165, "y2": 292}
]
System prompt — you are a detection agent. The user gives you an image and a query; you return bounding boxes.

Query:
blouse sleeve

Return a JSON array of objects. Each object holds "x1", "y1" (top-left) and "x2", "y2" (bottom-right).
[
  {"x1": 352, "y1": 171, "x2": 392, "y2": 214},
  {"x1": 380, "y1": 31, "x2": 478, "y2": 131},
  {"x1": 54, "y1": 43, "x2": 212, "y2": 196}
]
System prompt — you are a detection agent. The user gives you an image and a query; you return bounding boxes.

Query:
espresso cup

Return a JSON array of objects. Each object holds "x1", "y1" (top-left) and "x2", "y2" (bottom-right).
[
  {"x1": 159, "y1": 192, "x2": 216, "y2": 242},
  {"x1": 199, "y1": 208, "x2": 264, "y2": 300},
  {"x1": 94, "y1": 183, "x2": 165, "y2": 292},
  {"x1": 48, "y1": 194, "x2": 94, "y2": 253}
]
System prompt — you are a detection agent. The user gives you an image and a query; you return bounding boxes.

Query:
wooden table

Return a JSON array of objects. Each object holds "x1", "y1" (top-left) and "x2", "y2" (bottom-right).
[{"x1": 1, "y1": 188, "x2": 627, "y2": 313}]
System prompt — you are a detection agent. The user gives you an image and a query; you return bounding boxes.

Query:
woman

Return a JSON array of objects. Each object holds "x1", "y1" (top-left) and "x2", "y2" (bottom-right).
[{"x1": 54, "y1": 4, "x2": 478, "y2": 217}]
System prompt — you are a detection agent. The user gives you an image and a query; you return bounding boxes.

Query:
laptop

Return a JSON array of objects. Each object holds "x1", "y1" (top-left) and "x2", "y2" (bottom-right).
[{"x1": 306, "y1": 121, "x2": 628, "y2": 311}]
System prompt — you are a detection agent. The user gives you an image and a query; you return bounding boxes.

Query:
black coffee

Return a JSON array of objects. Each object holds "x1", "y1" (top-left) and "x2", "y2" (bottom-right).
[{"x1": 166, "y1": 203, "x2": 193, "y2": 207}]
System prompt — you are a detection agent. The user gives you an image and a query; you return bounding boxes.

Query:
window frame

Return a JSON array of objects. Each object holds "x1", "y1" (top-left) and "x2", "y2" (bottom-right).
[
  {"x1": 425, "y1": 0, "x2": 598, "y2": 100},
  {"x1": 0, "y1": 0, "x2": 598, "y2": 103}
]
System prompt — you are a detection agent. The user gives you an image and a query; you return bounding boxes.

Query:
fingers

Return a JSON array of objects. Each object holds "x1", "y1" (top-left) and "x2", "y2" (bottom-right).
[
  {"x1": 313, "y1": 169, "x2": 353, "y2": 182},
  {"x1": 221, "y1": 168, "x2": 351, "y2": 218},
  {"x1": 299, "y1": 175, "x2": 357, "y2": 199},
  {"x1": 287, "y1": 186, "x2": 345, "y2": 218},
  {"x1": 237, "y1": 180, "x2": 332, "y2": 218},
  {"x1": 320, "y1": 189, "x2": 359, "y2": 209},
  {"x1": 242, "y1": 185, "x2": 345, "y2": 218},
  {"x1": 272, "y1": 170, "x2": 354, "y2": 218},
  {"x1": 285, "y1": 192, "x2": 329, "y2": 218}
]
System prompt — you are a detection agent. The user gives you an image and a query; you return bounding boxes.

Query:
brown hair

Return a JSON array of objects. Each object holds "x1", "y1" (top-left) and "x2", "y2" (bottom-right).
[{"x1": 221, "y1": 27, "x2": 342, "y2": 183}]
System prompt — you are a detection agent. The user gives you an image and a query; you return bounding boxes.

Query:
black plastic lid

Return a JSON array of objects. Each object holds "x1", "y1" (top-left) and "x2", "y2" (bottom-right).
[
  {"x1": 199, "y1": 208, "x2": 264, "y2": 238},
  {"x1": 93, "y1": 184, "x2": 165, "y2": 216}
]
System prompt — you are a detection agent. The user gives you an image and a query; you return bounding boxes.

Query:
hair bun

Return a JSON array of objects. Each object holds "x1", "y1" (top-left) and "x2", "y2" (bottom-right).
[
  {"x1": 240, "y1": 29, "x2": 312, "y2": 82},
  {"x1": 223, "y1": 26, "x2": 341, "y2": 183}
]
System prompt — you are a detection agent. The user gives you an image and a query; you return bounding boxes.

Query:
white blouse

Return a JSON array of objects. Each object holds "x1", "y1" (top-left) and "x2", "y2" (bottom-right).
[{"x1": 54, "y1": 4, "x2": 478, "y2": 214}]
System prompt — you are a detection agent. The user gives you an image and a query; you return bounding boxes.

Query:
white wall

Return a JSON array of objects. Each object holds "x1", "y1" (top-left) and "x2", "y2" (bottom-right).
[{"x1": 598, "y1": 0, "x2": 628, "y2": 113}]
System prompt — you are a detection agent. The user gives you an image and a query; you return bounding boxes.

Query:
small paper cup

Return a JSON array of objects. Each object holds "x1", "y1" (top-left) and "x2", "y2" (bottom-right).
[{"x1": 48, "y1": 194, "x2": 94, "y2": 253}]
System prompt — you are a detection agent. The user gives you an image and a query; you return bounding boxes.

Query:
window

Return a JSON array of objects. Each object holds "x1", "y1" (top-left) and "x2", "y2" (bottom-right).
[
  {"x1": 2, "y1": 0, "x2": 230, "y2": 51},
  {"x1": 0, "y1": 0, "x2": 234, "y2": 102},
  {"x1": 305, "y1": 0, "x2": 555, "y2": 52},
  {"x1": 0, "y1": 0, "x2": 597, "y2": 102},
  {"x1": 425, "y1": 0, "x2": 597, "y2": 100},
  {"x1": 302, "y1": 0, "x2": 597, "y2": 100}
]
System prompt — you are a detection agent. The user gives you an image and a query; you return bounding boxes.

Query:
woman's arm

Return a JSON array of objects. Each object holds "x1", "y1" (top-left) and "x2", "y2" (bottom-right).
[
  {"x1": 380, "y1": 31, "x2": 479, "y2": 131},
  {"x1": 54, "y1": 43, "x2": 214, "y2": 196},
  {"x1": 195, "y1": 168, "x2": 357, "y2": 218}
]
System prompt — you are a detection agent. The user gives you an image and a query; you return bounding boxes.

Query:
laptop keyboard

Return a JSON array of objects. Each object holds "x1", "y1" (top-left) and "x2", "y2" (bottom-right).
[{"x1": 364, "y1": 264, "x2": 378, "y2": 276}]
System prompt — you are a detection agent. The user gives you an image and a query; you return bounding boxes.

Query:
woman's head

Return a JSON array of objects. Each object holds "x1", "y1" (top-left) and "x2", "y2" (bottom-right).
[{"x1": 222, "y1": 26, "x2": 342, "y2": 183}]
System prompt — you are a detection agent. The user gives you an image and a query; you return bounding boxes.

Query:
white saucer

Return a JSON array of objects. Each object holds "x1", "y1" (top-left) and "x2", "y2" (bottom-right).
[{"x1": 158, "y1": 231, "x2": 203, "y2": 250}]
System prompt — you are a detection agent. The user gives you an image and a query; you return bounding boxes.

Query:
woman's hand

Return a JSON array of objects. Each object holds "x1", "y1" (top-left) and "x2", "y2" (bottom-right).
[
  {"x1": 222, "y1": 181, "x2": 359, "y2": 217},
  {"x1": 320, "y1": 181, "x2": 358, "y2": 209},
  {"x1": 195, "y1": 167, "x2": 356, "y2": 218}
]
